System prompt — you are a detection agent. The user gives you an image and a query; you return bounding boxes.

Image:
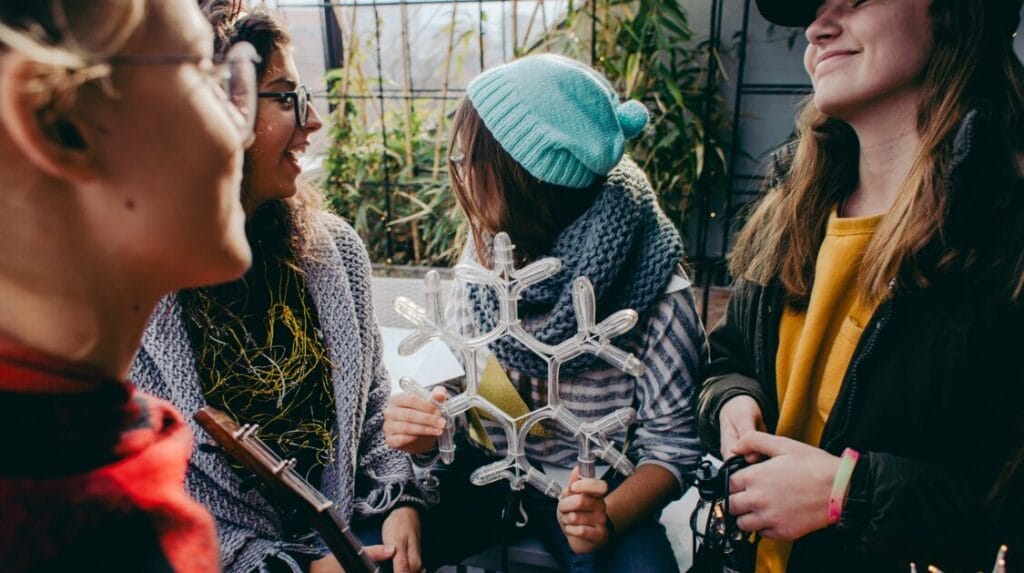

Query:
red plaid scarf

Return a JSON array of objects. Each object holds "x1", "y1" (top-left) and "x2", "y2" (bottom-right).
[{"x1": 0, "y1": 339, "x2": 219, "y2": 572}]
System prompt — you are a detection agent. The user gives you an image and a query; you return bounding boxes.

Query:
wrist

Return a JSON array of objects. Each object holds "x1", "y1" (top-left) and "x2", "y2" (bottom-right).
[
  {"x1": 827, "y1": 447, "x2": 860, "y2": 526},
  {"x1": 390, "y1": 503, "x2": 419, "y2": 516},
  {"x1": 719, "y1": 394, "x2": 763, "y2": 431},
  {"x1": 720, "y1": 393, "x2": 757, "y2": 415}
]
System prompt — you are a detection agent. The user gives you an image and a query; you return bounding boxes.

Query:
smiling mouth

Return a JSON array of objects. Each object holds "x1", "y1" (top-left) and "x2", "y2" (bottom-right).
[{"x1": 816, "y1": 50, "x2": 858, "y2": 70}]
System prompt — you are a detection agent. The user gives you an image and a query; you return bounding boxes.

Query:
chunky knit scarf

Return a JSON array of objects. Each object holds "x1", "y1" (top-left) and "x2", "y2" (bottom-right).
[{"x1": 467, "y1": 157, "x2": 683, "y2": 379}]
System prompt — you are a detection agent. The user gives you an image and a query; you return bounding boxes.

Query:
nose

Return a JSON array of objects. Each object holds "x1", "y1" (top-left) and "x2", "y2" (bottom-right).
[
  {"x1": 805, "y1": 2, "x2": 842, "y2": 46},
  {"x1": 304, "y1": 101, "x2": 323, "y2": 134}
]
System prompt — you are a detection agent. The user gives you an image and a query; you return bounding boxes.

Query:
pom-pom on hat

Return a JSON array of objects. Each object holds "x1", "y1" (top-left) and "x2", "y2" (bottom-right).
[{"x1": 466, "y1": 54, "x2": 649, "y2": 189}]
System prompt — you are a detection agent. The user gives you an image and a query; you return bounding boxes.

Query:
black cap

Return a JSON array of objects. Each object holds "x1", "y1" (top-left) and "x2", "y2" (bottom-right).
[
  {"x1": 754, "y1": 0, "x2": 820, "y2": 27},
  {"x1": 756, "y1": 0, "x2": 1022, "y2": 33}
]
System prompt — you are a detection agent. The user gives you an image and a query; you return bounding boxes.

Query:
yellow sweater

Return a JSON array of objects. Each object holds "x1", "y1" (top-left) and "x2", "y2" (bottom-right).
[{"x1": 756, "y1": 209, "x2": 882, "y2": 573}]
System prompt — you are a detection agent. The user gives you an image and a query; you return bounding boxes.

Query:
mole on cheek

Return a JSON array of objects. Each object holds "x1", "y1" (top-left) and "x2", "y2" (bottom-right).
[{"x1": 125, "y1": 198, "x2": 136, "y2": 210}]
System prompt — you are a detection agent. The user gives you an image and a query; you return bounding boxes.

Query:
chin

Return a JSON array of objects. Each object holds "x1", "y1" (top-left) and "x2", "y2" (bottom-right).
[
  {"x1": 204, "y1": 242, "x2": 253, "y2": 286},
  {"x1": 226, "y1": 244, "x2": 254, "y2": 279},
  {"x1": 812, "y1": 93, "x2": 859, "y2": 120},
  {"x1": 242, "y1": 183, "x2": 299, "y2": 214},
  {"x1": 168, "y1": 245, "x2": 251, "y2": 292},
  {"x1": 226, "y1": 215, "x2": 254, "y2": 269},
  {"x1": 279, "y1": 184, "x2": 300, "y2": 200},
  {"x1": 270, "y1": 174, "x2": 300, "y2": 201}
]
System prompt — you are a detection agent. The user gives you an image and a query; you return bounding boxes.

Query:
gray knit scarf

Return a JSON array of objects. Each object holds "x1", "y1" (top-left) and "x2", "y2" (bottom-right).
[{"x1": 467, "y1": 157, "x2": 683, "y2": 379}]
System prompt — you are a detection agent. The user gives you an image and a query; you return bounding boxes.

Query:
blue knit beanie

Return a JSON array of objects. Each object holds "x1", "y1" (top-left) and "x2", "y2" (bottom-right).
[{"x1": 466, "y1": 54, "x2": 649, "y2": 189}]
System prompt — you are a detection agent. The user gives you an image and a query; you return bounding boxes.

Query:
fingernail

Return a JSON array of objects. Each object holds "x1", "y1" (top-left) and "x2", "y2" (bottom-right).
[
  {"x1": 386, "y1": 544, "x2": 395, "y2": 552},
  {"x1": 436, "y1": 419, "x2": 447, "y2": 429}
]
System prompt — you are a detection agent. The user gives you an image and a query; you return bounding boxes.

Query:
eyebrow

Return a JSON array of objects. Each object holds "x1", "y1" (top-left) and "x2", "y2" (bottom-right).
[{"x1": 265, "y1": 77, "x2": 298, "y2": 91}]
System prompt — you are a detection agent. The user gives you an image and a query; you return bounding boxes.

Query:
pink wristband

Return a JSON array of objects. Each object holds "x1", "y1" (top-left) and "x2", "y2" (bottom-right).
[{"x1": 828, "y1": 447, "x2": 860, "y2": 525}]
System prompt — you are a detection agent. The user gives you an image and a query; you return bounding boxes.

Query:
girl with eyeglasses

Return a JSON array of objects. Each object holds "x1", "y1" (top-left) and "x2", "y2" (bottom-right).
[
  {"x1": 700, "y1": 0, "x2": 1024, "y2": 570},
  {"x1": 384, "y1": 54, "x2": 708, "y2": 573},
  {"x1": 132, "y1": 3, "x2": 426, "y2": 573},
  {"x1": 0, "y1": 0, "x2": 259, "y2": 571}
]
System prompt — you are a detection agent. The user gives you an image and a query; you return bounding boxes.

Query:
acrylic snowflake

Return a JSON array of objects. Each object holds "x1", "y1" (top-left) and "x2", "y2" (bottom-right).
[{"x1": 393, "y1": 232, "x2": 644, "y2": 498}]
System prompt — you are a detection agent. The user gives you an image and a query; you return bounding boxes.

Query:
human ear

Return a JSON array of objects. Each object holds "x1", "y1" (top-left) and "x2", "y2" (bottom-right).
[{"x1": 0, "y1": 53, "x2": 99, "y2": 184}]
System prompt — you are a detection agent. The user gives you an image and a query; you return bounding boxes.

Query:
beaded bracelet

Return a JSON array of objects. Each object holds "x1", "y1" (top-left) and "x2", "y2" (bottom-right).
[{"x1": 827, "y1": 447, "x2": 860, "y2": 525}]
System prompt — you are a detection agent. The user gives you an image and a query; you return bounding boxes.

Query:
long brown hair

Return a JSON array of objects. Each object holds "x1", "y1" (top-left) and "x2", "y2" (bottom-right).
[
  {"x1": 449, "y1": 99, "x2": 601, "y2": 265},
  {"x1": 203, "y1": 0, "x2": 325, "y2": 263},
  {"x1": 730, "y1": 0, "x2": 1024, "y2": 305}
]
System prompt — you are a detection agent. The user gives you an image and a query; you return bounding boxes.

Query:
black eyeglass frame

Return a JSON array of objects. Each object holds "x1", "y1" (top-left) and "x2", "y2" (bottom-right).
[{"x1": 257, "y1": 85, "x2": 312, "y2": 128}]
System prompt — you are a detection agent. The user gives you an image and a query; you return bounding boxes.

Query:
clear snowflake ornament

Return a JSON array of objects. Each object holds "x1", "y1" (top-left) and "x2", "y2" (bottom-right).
[{"x1": 393, "y1": 232, "x2": 644, "y2": 498}]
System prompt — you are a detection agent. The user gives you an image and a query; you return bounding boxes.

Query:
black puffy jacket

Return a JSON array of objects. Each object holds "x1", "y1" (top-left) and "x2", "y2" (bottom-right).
[{"x1": 698, "y1": 110, "x2": 1024, "y2": 572}]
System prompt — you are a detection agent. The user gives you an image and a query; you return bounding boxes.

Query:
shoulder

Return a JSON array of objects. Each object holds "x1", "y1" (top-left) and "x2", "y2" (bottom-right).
[
  {"x1": 767, "y1": 140, "x2": 798, "y2": 190},
  {"x1": 652, "y1": 279, "x2": 700, "y2": 324},
  {"x1": 308, "y1": 210, "x2": 373, "y2": 273},
  {"x1": 314, "y1": 210, "x2": 365, "y2": 252},
  {"x1": 639, "y1": 268, "x2": 705, "y2": 347},
  {"x1": 605, "y1": 155, "x2": 651, "y2": 193}
]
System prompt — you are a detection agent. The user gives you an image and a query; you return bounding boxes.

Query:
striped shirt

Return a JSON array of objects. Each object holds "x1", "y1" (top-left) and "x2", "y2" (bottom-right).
[{"x1": 445, "y1": 266, "x2": 708, "y2": 488}]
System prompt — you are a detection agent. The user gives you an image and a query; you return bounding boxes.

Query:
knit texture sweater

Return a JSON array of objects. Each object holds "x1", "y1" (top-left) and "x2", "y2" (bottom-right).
[{"x1": 132, "y1": 212, "x2": 423, "y2": 573}]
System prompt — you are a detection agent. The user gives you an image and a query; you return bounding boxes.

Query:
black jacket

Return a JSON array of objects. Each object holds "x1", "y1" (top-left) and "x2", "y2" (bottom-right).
[{"x1": 698, "y1": 111, "x2": 1024, "y2": 572}]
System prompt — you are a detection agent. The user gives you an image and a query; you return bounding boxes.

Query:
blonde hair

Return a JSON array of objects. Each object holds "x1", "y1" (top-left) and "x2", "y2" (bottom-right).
[
  {"x1": 0, "y1": 0, "x2": 146, "y2": 102},
  {"x1": 730, "y1": 0, "x2": 1024, "y2": 305}
]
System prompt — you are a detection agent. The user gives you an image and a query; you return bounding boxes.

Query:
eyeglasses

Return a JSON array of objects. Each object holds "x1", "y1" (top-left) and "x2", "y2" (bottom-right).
[
  {"x1": 257, "y1": 85, "x2": 313, "y2": 128},
  {"x1": 109, "y1": 42, "x2": 260, "y2": 142},
  {"x1": 448, "y1": 148, "x2": 466, "y2": 180}
]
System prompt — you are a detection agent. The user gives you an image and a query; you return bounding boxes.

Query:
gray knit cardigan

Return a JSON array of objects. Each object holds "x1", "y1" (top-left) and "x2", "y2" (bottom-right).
[{"x1": 131, "y1": 212, "x2": 423, "y2": 573}]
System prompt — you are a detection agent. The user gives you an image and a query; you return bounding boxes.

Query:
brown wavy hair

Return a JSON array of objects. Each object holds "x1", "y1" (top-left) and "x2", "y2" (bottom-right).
[
  {"x1": 730, "y1": 0, "x2": 1024, "y2": 306},
  {"x1": 449, "y1": 98, "x2": 601, "y2": 266},
  {"x1": 202, "y1": 0, "x2": 325, "y2": 263}
]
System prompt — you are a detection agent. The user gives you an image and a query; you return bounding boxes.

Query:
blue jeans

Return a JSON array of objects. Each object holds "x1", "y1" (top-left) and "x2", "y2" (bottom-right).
[{"x1": 419, "y1": 444, "x2": 678, "y2": 573}]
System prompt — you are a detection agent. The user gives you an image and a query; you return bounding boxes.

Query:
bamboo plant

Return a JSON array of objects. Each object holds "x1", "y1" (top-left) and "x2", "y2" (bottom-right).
[{"x1": 321, "y1": 0, "x2": 733, "y2": 268}]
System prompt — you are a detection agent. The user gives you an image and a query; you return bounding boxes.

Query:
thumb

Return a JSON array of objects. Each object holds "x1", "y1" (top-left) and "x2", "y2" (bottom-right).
[
  {"x1": 732, "y1": 431, "x2": 791, "y2": 459},
  {"x1": 430, "y1": 386, "x2": 448, "y2": 403},
  {"x1": 364, "y1": 544, "x2": 397, "y2": 563}
]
